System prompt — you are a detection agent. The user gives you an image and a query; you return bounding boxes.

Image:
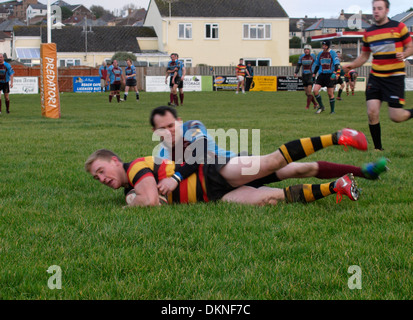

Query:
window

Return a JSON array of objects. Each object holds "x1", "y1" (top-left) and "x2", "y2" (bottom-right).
[
  {"x1": 205, "y1": 23, "x2": 219, "y2": 39},
  {"x1": 59, "y1": 59, "x2": 81, "y2": 67},
  {"x1": 336, "y1": 28, "x2": 342, "y2": 32},
  {"x1": 178, "y1": 58, "x2": 192, "y2": 68},
  {"x1": 20, "y1": 59, "x2": 32, "y2": 67},
  {"x1": 178, "y1": 23, "x2": 192, "y2": 39},
  {"x1": 243, "y1": 24, "x2": 271, "y2": 39},
  {"x1": 245, "y1": 59, "x2": 271, "y2": 66}
]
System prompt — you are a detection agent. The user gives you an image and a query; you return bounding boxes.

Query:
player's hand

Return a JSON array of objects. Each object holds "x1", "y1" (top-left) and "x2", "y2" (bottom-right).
[
  {"x1": 343, "y1": 65, "x2": 351, "y2": 73},
  {"x1": 157, "y1": 177, "x2": 178, "y2": 195},
  {"x1": 396, "y1": 52, "x2": 405, "y2": 61},
  {"x1": 294, "y1": 73, "x2": 297, "y2": 78}
]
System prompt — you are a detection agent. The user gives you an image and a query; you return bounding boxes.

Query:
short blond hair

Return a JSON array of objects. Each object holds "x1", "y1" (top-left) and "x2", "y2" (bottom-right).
[{"x1": 84, "y1": 149, "x2": 122, "y2": 173}]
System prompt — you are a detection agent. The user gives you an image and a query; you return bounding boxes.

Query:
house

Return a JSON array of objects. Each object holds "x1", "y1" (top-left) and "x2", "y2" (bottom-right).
[
  {"x1": 12, "y1": 25, "x2": 164, "y2": 67},
  {"x1": 52, "y1": 1, "x2": 95, "y2": 25},
  {"x1": 115, "y1": 8, "x2": 146, "y2": 27},
  {"x1": 13, "y1": 0, "x2": 37, "y2": 21},
  {"x1": 26, "y1": 3, "x2": 47, "y2": 21},
  {"x1": 0, "y1": 30, "x2": 12, "y2": 58},
  {"x1": 143, "y1": 0, "x2": 289, "y2": 67},
  {"x1": 289, "y1": 17, "x2": 319, "y2": 42},
  {"x1": 392, "y1": 11, "x2": 413, "y2": 32},
  {"x1": 0, "y1": 18, "x2": 25, "y2": 35},
  {"x1": 0, "y1": 6, "x2": 10, "y2": 20},
  {"x1": 305, "y1": 16, "x2": 371, "y2": 40}
]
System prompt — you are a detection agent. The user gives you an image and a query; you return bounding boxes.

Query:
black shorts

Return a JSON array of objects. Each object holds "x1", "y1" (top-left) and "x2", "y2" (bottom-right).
[
  {"x1": 169, "y1": 75, "x2": 182, "y2": 88},
  {"x1": 302, "y1": 74, "x2": 314, "y2": 87},
  {"x1": 315, "y1": 73, "x2": 336, "y2": 88},
  {"x1": 366, "y1": 74, "x2": 405, "y2": 108},
  {"x1": 204, "y1": 159, "x2": 236, "y2": 202},
  {"x1": 0, "y1": 82, "x2": 10, "y2": 93},
  {"x1": 110, "y1": 83, "x2": 121, "y2": 91},
  {"x1": 126, "y1": 79, "x2": 137, "y2": 87},
  {"x1": 336, "y1": 77, "x2": 344, "y2": 85}
]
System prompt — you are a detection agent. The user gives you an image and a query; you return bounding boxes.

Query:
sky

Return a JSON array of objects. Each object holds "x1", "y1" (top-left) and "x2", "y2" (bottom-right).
[{"x1": 35, "y1": 0, "x2": 410, "y2": 18}]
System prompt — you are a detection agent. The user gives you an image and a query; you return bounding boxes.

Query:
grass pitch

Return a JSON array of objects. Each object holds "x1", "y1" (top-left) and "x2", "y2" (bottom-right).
[{"x1": 0, "y1": 90, "x2": 412, "y2": 300}]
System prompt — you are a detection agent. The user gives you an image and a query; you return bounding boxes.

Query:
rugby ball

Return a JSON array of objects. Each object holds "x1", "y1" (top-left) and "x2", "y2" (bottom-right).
[
  {"x1": 159, "y1": 194, "x2": 168, "y2": 205},
  {"x1": 125, "y1": 189, "x2": 137, "y2": 205}
]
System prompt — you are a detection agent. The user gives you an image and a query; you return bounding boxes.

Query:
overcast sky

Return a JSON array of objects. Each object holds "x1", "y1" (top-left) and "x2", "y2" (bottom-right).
[{"x1": 35, "y1": 0, "x2": 410, "y2": 19}]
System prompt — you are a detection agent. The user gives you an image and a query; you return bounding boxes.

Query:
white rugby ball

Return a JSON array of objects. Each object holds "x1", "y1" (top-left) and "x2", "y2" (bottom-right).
[{"x1": 125, "y1": 189, "x2": 137, "y2": 205}]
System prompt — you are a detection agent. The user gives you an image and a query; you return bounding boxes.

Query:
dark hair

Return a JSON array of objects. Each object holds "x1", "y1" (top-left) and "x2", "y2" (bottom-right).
[
  {"x1": 322, "y1": 40, "x2": 331, "y2": 47},
  {"x1": 373, "y1": 0, "x2": 390, "y2": 9},
  {"x1": 149, "y1": 106, "x2": 178, "y2": 127}
]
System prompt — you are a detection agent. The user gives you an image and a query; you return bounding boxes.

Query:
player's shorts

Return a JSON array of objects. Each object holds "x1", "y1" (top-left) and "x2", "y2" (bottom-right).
[
  {"x1": 237, "y1": 75, "x2": 245, "y2": 82},
  {"x1": 315, "y1": 73, "x2": 336, "y2": 88},
  {"x1": 349, "y1": 72, "x2": 358, "y2": 82},
  {"x1": 336, "y1": 76, "x2": 344, "y2": 85},
  {"x1": 204, "y1": 159, "x2": 237, "y2": 201},
  {"x1": 302, "y1": 73, "x2": 314, "y2": 87},
  {"x1": 126, "y1": 78, "x2": 137, "y2": 87},
  {"x1": 178, "y1": 78, "x2": 184, "y2": 89},
  {"x1": 100, "y1": 79, "x2": 106, "y2": 87},
  {"x1": 110, "y1": 83, "x2": 121, "y2": 91},
  {"x1": 0, "y1": 82, "x2": 10, "y2": 93},
  {"x1": 204, "y1": 152, "x2": 282, "y2": 201},
  {"x1": 169, "y1": 75, "x2": 182, "y2": 87},
  {"x1": 366, "y1": 74, "x2": 405, "y2": 108}
]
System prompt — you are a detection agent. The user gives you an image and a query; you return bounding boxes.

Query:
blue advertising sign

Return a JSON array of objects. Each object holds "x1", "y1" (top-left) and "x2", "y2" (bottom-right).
[{"x1": 73, "y1": 76, "x2": 101, "y2": 93}]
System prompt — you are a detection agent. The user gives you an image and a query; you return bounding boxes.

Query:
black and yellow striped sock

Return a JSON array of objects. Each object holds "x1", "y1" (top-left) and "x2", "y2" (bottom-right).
[
  {"x1": 283, "y1": 182, "x2": 336, "y2": 204},
  {"x1": 278, "y1": 133, "x2": 339, "y2": 164}
]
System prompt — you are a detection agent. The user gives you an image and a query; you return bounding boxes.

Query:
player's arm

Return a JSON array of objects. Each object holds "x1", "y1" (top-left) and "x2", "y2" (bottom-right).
[
  {"x1": 181, "y1": 65, "x2": 186, "y2": 80},
  {"x1": 129, "y1": 176, "x2": 161, "y2": 207},
  {"x1": 397, "y1": 40, "x2": 413, "y2": 61},
  {"x1": 294, "y1": 63, "x2": 302, "y2": 77},
  {"x1": 157, "y1": 136, "x2": 208, "y2": 195},
  {"x1": 312, "y1": 54, "x2": 320, "y2": 77},
  {"x1": 344, "y1": 51, "x2": 370, "y2": 72}
]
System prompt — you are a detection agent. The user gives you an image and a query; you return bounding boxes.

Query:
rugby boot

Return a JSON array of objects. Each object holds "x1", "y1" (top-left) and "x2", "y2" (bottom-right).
[
  {"x1": 333, "y1": 173, "x2": 360, "y2": 203},
  {"x1": 337, "y1": 128, "x2": 368, "y2": 151}
]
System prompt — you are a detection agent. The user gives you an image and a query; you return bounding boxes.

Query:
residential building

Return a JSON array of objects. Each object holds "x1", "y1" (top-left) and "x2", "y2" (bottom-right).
[
  {"x1": 392, "y1": 11, "x2": 413, "y2": 32},
  {"x1": 12, "y1": 25, "x2": 163, "y2": 67},
  {"x1": 143, "y1": 0, "x2": 289, "y2": 67},
  {"x1": 26, "y1": 3, "x2": 46, "y2": 21},
  {"x1": 13, "y1": 0, "x2": 37, "y2": 21}
]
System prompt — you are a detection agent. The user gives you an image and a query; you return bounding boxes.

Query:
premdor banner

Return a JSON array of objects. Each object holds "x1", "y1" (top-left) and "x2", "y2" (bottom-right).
[
  {"x1": 146, "y1": 76, "x2": 203, "y2": 92},
  {"x1": 40, "y1": 43, "x2": 60, "y2": 118},
  {"x1": 10, "y1": 77, "x2": 38, "y2": 94}
]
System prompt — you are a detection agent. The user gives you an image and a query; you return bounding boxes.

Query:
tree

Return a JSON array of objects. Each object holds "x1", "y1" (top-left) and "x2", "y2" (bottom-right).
[
  {"x1": 61, "y1": 6, "x2": 73, "y2": 20},
  {"x1": 90, "y1": 5, "x2": 108, "y2": 19},
  {"x1": 289, "y1": 36, "x2": 302, "y2": 49},
  {"x1": 122, "y1": 3, "x2": 137, "y2": 10},
  {"x1": 111, "y1": 52, "x2": 137, "y2": 62}
]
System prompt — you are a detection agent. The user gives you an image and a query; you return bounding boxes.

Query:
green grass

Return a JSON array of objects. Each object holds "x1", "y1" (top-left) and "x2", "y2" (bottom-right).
[{"x1": 0, "y1": 90, "x2": 412, "y2": 300}]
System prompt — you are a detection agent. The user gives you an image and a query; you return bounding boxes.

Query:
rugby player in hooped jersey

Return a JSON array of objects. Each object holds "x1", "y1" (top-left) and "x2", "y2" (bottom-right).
[
  {"x1": 312, "y1": 40, "x2": 341, "y2": 114},
  {"x1": 344, "y1": 0, "x2": 413, "y2": 151},
  {"x1": 106, "y1": 60, "x2": 125, "y2": 103},
  {"x1": 85, "y1": 126, "x2": 372, "y2": 207},
  {"x1": 294, "y1": 45, "x2": 318, "y2": 109}
]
